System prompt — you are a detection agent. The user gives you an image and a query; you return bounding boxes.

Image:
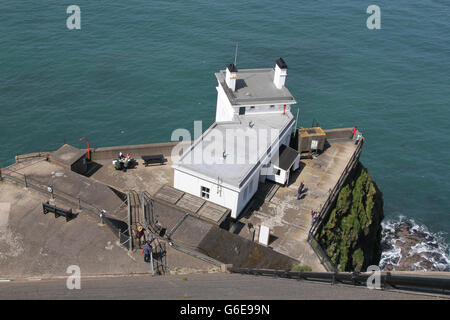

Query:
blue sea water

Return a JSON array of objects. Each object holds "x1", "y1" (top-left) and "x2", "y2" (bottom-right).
[{"x1": 1, "y1": 1, "x2": 449, "y2": 264}]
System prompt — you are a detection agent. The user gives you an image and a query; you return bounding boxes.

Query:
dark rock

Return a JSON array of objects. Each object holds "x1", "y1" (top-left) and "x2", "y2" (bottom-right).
[{"x1": 394, "y1": 222, "x2": 412, "y2": 238}]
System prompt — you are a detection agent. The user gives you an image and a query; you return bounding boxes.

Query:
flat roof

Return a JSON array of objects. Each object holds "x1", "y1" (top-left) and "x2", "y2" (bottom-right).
[
  {"x1": 277, "y1": 145, "x2": 299, "y2": 171},
  {"x1": 50, "y1": 144, "x2": 86, "y2": 166},
  {"x1": 174, "y1": 112, "x2": 295, "y2": 189},
  {"x1": 215, "y1": 68, "x2": 296, "y2": 106}
]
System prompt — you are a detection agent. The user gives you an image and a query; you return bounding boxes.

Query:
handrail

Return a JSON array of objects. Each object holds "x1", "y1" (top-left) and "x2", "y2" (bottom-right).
[
  {"x1": 306, "y1": 137, "x2": 365, "y2": 272},
  {"x1": 228, "y1": 267, "x2": 450, "y2": 294},
  {"x1": 1, "y1": 167, "x2": 102, "y2": 217}
]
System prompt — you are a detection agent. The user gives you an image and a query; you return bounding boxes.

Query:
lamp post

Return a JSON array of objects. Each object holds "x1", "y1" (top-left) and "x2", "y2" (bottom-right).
[{"x1": 80, "y1": 137, "x2": 91, "y2": 161}]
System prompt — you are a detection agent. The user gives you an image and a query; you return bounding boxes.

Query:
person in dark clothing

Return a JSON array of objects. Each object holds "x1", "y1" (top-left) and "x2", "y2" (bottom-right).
[
  {"x1": 142, "y1": 240, "x2": 152, "y2": 263},
  {"x1": 297, "y1": 181, "x2": 305, "y2": 200}
]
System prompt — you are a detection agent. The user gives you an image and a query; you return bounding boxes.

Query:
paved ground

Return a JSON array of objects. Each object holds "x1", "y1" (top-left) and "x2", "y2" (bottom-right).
[
  {"x1": 237, "y1": 139, "x2": 358, "y2": 271},
  {"x1": 2, "y1": 158, "x2": 127, "y2": 220},
  {"x1": 0, "y1": 273, "x2": 445, "y2": 300},
  {"x1": 0, "y1": 179, "x2": 217, "y2": 278},
  {"x1": 89, "y1": 156, "x2": 174, "y2": 195}
]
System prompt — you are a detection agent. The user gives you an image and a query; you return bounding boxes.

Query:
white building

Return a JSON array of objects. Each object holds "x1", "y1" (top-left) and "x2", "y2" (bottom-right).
[{"x1": 173, "y1": 58, "x2": 300, "y2": 219}]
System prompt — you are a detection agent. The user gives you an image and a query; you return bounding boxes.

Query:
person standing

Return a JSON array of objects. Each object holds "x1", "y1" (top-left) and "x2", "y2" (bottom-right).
[
  {"x1": 134, "y1": 225, "x2": 146, "y2": 248},
  {"x1": 311, "y1": 210, "x2": 317, "y2": 222},
  {"x1": 297, "y1": 181, "x2": 305, "y2": 200},
  {"x1": 351, "y1": 126, "x2": 357, "y2": 139},
  {"x1": 142, "y1": 240, "x2": 152, "y2": 263}
]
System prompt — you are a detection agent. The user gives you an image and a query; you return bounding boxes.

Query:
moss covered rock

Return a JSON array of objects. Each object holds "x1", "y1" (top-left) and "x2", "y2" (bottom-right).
[{"x1": 317, "y1": 162, "x2": 384, "y2": 272}]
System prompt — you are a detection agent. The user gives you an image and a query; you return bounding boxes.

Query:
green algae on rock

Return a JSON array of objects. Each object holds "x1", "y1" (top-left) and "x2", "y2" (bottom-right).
[{"x1": 317, "y1": 162, "x2": 384, "y2": 272}]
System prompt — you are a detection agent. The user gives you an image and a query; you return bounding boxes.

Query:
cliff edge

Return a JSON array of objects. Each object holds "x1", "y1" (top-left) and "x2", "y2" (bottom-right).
[{"x1": 317, "y1": 162, "x2": 384, "y2": 272}]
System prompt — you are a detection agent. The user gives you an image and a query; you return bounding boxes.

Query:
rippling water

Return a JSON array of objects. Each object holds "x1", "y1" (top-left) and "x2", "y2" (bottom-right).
[{"x1": 1, "y1": 1, "x2": 449, "y2": 261}]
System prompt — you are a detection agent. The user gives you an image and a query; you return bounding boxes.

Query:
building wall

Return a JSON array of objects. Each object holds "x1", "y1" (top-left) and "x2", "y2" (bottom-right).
[
  {"x1": 215, "y1": 85, "x2": 235, "y2": 122},
  {"x1": 266, "y1": 164, "x2": 288, "y2": 185},
  {"x1": 216, "y1": 83, "x2": 294, "y2": 121},
  {"x1": 236, "y1": 172, "x2": 259, "y2": 215},
  {"x1": 236, "y1": 103, "x2": 291, "y2": 115},
  {"x1": 174, "y1": 169, "x2": 240, "y2": 217}
]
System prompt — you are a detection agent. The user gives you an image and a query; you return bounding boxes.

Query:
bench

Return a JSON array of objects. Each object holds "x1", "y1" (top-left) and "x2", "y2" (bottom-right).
[
  {"x1": 142, "y1": 154, "x2": 167, "y2": 166},
  {"x1": 43, "y1": 201, "x2": 75, "y2": 222}
]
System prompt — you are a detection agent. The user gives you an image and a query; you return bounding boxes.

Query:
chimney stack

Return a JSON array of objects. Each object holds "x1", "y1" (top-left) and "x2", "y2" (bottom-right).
[
  {"x1": 274, "y1": 58, "x2": 287, "y2": 89},
  {"x1": 225, "y1": 63, "x2": 237, "y2": 91}
]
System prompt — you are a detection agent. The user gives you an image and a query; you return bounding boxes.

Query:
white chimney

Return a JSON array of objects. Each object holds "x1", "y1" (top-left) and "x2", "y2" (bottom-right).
[
  {"x1": 225, "y1": 63, "x2": 237, "y2": 91},
  {"x1": 274, "y1": 58, "x2": 287, "y2": 89}
]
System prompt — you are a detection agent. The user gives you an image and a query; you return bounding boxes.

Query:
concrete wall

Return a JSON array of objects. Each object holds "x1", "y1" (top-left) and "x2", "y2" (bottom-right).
[
  {"x1": 324, "y1": 128, "x2": 354, "y2": 140},
  {"x1": 15, "y1": 152, "x2": 50, "y2": 163},
  {"x1": 90, "y1": 141, "x2": 191, "y2": 161},
  {"x1": 215, "y1": 84, "x2": 235, "y2": 122}
]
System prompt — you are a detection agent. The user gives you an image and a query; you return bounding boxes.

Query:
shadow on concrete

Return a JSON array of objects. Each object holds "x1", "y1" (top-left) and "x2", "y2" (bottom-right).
[
  {"x1": 197, "y1": 226, "x2": 297, "y2": 269},
  {"x1": 229, "y1": 221, "x2": 246, "y2": 234},
  {"x1": 287, "y1": 161, "x2": 306, "y2": 187},
  {"x1": 83, "y1": 161, "x2": 103, "y2": 177},
  {"x1": 268, "y1": 234, "x2": 278, "y2": 246},
  {"x1": 104, "y1": 217, "x2": 129, "y2": 234},
  {"x1": 236, "y1": 79, "x2": 247, "y2": 90},
  {"x1": 108, "y1": 186, "x2": 127, "y2": 202}
]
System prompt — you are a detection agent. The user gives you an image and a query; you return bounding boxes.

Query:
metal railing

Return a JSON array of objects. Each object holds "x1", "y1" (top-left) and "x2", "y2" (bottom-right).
[
  {"x1": 1, "y1": 166, "x2": 103, "y2": 218},
  {"x1": 140, "y1": 191, "x2": 223, "y2": 268},
  {"x1": 306, "y1": 136, "x2": 365, "y2": 272},
  {"x1": 229, "y1": 267, "x2": 450, "y2": 294}
]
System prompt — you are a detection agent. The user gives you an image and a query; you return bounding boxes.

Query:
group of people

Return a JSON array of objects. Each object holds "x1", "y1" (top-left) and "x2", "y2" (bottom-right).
[
  {"x1": 133, "y1": 225, "x2": 153, "y2": 263},
  {"x1": 296, "y1": 181, "x2": 319, "y2": 224},
  {"x1": 351, "y1": 126, "x2": 362, "y2": 145},
  {"x1": 113, "y1": 152, "x2": 134, "y2": 171}
]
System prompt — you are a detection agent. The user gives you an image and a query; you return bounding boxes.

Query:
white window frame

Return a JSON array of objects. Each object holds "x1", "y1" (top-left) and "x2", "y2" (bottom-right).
[{"x1": 201, "y1": 186, "x2": 210, "y2": 199}]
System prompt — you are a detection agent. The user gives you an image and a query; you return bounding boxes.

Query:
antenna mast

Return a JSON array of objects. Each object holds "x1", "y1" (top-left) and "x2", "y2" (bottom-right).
[{"x1": 234, "y1": 42, "x2": 238, "y2": 66}]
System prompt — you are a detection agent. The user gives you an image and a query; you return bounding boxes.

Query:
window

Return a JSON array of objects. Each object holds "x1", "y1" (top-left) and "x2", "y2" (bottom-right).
[
  {"x1": 239, "y1": 107, "x2": 246, "y2": 115},
  {"x1": 201, "y1": 186, "x2": 210, "y2": 199},
  {"x1": 250, "y1": 106, "x2": 255, "y2": 110}
]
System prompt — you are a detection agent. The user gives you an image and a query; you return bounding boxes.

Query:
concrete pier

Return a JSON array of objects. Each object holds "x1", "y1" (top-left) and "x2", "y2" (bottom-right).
[
  {"x1": 0, "y1": 128, "x2": 364, "y2": 277},
  {"x1": 235, "y1": 136, "x2": 360, "y2": 271}
]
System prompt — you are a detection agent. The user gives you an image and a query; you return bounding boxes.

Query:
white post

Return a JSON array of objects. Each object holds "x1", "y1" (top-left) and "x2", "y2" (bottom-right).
[{"x1": 150, "y1": 246, "x2": 155, "y2": 276}]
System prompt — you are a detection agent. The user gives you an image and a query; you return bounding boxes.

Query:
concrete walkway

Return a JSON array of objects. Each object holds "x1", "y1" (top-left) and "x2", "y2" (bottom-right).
[
  {"x1": 237, "y1": 139, "x2": 359, "y2": 271},
  {"x1": 89, "y1": 157, "x2": 175, "y2": 196},
  {"x1": 0, "y1": 273, "x2": 444, "y2": 300},
  {"x1": 0, "y1": 178, "x2": 218, "y2": 279}
]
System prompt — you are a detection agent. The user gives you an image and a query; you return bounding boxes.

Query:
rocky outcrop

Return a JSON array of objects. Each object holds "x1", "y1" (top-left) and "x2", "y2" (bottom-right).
[
  {"x1": 317, "y1": 162, "x2": 384, "y2": 272},
  {"x1": 380, "y1": 220, "x2": 450, "y2": 271}
]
